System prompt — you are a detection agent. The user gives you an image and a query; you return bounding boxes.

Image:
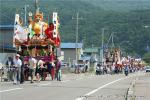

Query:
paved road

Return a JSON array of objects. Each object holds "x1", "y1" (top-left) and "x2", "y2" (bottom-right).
[
  {"x1": 0, "y1": 72, "x2": 147, "y2": 100},
  {"x1": 134, "y1": 73, "x2": 150, "y2": 100}
]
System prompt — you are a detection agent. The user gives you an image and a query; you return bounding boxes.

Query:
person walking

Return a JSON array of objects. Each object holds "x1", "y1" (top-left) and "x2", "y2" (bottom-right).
[
  {"x1": 96, "y1": 64, "x2": 101, "y2": 75},
  {"x1": 13, "y1": 54, "x2": 22, "y2": 84},
  {"x1": 20, "y1": 56, "x2": 25, "y2": 84},
  {"x1": 49, "y1": 51, "x2": 55, "y2": 80},
  {"x1": 5, "y1": 57, "x2": 14, "y2": 81},
  {"x1": 56, "y1": 58, "x2": 61, "y2": 81},
  {"x1": 47, "y1": 62, "x2": 52, "y2": 80},
  {"x1": 51, "y1": 62, "x2": 55, "y2": 80},
  {"x1": 28, "y1": 56, "x2": 37, "y2": 83},
  {"x1": 84, "y1": 61, "x2": 88, "y2": 72}
]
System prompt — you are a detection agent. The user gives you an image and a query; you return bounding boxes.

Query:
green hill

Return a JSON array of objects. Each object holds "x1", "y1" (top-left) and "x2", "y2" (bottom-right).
[{"x1": 86, "y1": 0, "x2": 150, "y2": 11}]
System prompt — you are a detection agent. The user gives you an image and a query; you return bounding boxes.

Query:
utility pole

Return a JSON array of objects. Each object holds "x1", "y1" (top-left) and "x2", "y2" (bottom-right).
[
  {"x1": 101, "y1": 28, "x2": 104, "y2": 67},
  {"x1": 24, "y1": 5, "x2": 29, "y2": 27},
  {"x1": 3, "y1": 34, "x2": 4, "y2": 53},
  {"x1": 35, "y1": 0, "x2": 39, "y2": 13},
  {"x1": 72, "y1": 12, "x2": 83, "y2": 64},
  {"x1": 111, "y1": 32, "x2": 115, "y2": 48}
]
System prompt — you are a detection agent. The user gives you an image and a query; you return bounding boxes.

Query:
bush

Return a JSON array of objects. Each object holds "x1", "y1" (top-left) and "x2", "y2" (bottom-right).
[{"x1": 143, "y1": 52, "x2": 150, "y2": 64}]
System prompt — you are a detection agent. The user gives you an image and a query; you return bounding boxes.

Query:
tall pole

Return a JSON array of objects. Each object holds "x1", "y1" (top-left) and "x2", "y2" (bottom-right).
[
  {"x1": 76, "y1": 12, "x2": 79, "y2": 64},
  {"x1": 24, "y1": 5, "x2": 27, "y2": 26},
  {"x1": 112, "y1": 32, "x2": 115, "y2": 48},
  {"x1": 101, "y1": 28, "x2": 104, "y2": 67},
  {"x1": 3, "y1": 34, "x2": 4, "y2": 53},
  {"x1": 35, "y1": 0, "x2": 39, "y2": 13},
  {"x1": 35, "y1": 0, "x2": 38, "y2": 10},
  {"x1": 24, "y1": 5, "x2": 29, "y2": 27},
  {"x1": 72, "y1": 12, "x2": 82, "y2": 64}
]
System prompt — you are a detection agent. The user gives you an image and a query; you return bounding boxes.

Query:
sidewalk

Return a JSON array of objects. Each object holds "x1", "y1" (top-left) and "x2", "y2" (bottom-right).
[
  {"x1": 127, "y1": 73, "x2": 150, "y2": 100},
  {"x1": 134, "y1": 73, "x2": 150, "y2": 100}
]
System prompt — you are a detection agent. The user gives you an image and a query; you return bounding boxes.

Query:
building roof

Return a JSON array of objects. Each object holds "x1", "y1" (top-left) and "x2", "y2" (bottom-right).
[
  {"x1": 0, "y1": 44, "x2": 16, "y2": 52},
  {"x1": 79, "y1": 56, "x2": 91, "y2": 61},
  {"x1": 0, "y1": 25, "x2": 14, "y2": 30},
  {"x1": 61, "y1": 43, "x2": 83, "y2": 49},
  {"x1": 83, "y1": 48, "x2": 99, "y2": 53}
]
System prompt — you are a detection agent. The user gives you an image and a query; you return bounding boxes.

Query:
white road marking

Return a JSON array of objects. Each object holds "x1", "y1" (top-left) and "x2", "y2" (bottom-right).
[
  {"x1": 75, "y1": 76, "x2": 130, "y2": 100},
  {"x1": 0, "y1": 88, "x2": 23, "y2": 93}
]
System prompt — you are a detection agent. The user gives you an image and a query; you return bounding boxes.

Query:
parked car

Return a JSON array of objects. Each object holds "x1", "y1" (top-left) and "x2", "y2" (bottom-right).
[
  {"x1": 145, "y1": 66, "x2": 150, "y2": 72},
  {"x1": 61, "y1": 62, "x2": 68, "y2": 68},
  {"x1": 69, "y1": 64, "x2": 85, "y2": 73}
]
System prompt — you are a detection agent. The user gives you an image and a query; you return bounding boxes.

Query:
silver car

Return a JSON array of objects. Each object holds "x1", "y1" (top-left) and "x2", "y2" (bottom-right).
[{"x1": 145, "y1": 66, "x2": 150, "y2": 72}]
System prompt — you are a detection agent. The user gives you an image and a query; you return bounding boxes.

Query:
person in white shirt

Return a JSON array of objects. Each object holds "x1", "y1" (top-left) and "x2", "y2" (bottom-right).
[
  {"x1": 28, "y1": 57, "x2": 37, "y2": 83},
  {"x1": 13, "y1": 54, "x2": 22, "y2": 84}
]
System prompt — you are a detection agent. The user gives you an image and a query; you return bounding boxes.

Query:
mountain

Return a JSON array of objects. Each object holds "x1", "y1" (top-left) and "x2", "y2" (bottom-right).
[{"x1": 85, "y1": 0, "x2": 150, "y2": 11}]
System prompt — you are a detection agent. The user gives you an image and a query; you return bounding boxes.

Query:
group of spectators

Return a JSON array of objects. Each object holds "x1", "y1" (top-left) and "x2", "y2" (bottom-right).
[
  {"x1": 96, "y1": 57, "x2": 144, "y2": 75},
  {"x1": 4, "y1": 54, "x2": 62, "y2": 84}
]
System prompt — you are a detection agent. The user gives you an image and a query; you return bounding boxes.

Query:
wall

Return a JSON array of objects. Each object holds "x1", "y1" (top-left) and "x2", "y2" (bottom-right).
[
  {"x1": 0, "y1": 28, "x2": 14, "y2": 52},
  {"x1": 61, "y1": 48, "x2": 76, "y2": 62}
]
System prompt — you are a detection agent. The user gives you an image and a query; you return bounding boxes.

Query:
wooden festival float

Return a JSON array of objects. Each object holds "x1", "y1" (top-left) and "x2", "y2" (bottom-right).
[
  {"x1": 105, "y1": 48, "x2": 123, "y2": 71},
  {"x1": 13, "y1": 0, "x2": 61, "y2": 64}
]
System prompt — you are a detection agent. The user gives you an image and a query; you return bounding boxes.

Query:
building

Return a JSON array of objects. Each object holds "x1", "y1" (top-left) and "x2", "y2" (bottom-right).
[
  {"x1": 0, "y1": 25, "x2": 16, "y2": 53},
  {"x1": 83, "y1": 47, "x2": 99, "y2": 62},
  {"x1": 0, "y1": 25, "x2": 16, "y2": 64},
  {"x1": 60, "y1": 43, "x2": 83, "y2": 63}
]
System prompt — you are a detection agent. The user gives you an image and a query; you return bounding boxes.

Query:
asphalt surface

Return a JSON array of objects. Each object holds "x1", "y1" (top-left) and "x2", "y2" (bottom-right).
[
  {"x1": 0, "y1": 72, "x2": 148, "y2": 100},
  {"x1": 134, "y1": 73, "x2": 150, "y2": 100}
]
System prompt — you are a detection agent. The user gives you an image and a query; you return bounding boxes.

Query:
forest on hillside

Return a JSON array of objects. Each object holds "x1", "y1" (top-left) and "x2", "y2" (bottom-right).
[{"x1": 0, "y1": 0, "x2": 150, "y2": 57}]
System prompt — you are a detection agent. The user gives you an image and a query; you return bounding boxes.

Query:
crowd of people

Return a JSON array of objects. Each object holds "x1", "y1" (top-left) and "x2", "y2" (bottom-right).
[
  {"x1": 96, "y1": 56, "x2": 144, "y2": 76},
  {"x1": 4, "y1": 54, "x2": 62, "y2": 84},
  {"x1": 1, "y1": 54, "x2": 145, "y2": 84}
]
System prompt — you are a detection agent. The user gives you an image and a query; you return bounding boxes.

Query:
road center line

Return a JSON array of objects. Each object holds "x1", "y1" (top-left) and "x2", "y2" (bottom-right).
[
  {"x1": 0, "y1": 88, "x2": 23, "y2": 93},
  {"x1": 75, "y1": 76, "x2": 130, "y2": 100}
]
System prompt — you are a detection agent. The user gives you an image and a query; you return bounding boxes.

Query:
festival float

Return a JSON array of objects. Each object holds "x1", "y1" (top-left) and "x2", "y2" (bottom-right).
[{"x1": 13, "y1": 0, "x2": 61, "y2": 63}]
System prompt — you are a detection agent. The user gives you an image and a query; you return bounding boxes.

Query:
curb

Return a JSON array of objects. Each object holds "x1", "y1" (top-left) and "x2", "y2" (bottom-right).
[{"x1": 126, "y1": 77, "x2": 139, "y2": 100}]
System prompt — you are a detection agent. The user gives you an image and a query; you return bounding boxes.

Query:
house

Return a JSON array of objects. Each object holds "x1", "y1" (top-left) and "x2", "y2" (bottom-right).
[
  {"x1": 60, "y1": 43, "x2": 83, "y2": 63},
  {"x1": 83, "y1": 47, "x2": 100, "y2": 62},
  {"x1": 0, "y1": 25, "x2": 16, "y2": 64},
  {"x1": 0, "y1": 25, "x2": 16, "y2": 53}
]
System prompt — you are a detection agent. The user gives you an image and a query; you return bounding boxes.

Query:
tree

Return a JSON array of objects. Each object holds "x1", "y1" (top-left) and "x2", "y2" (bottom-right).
[{"x1": 143, "y1": 52, "x2": 150, "y2": 64}]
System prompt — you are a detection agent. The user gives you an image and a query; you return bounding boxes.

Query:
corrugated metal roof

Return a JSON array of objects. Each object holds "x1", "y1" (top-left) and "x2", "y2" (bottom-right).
[
  {"x1": 0, "y1": 45, "x2": 16, "y2": 52},
  {"x1": 61, "y1": 43, "x2": 83, "y2": 49},
  {"x1": 0, "y1": 44, "x2": 14, "y2": 48},
  {"x1": 79, "y1": 56, "x2": 91, "y2": 60},
  {"x1": 83, "y1": 48, "x2": 99, "y2": 53},
  {"x1": 0, "y1": 25, "x2": 14, "y2": 29}
]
